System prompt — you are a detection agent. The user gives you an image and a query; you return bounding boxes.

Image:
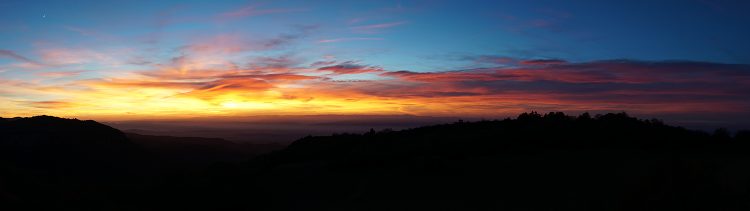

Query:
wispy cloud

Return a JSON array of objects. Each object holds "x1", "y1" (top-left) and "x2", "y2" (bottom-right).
[
  {"x1": 0, "y1": 49, "x2": 45, "y2": 66},
  {"x1": 247, "y1": 54, "x2": 301, "y2": 69},
  {"x1": 262, "y1": 25, "x2": 318, "y2": 48},
  {"x1": 36, "y1": 70, "x2": 86, "y2": 78},
  {"x1": 347, "y1": 17, "x2": 366, "y2": 24},
  {"x1": 310, "y1": 60, "x2": 337, "y2": 67},
  {"x1": 26, "y1": 101, "x2": 75, "y2": 109},
  {"x1": 382, "y1": 60, "x2": 750, "y2": 84},
  {"x1": 63, "y1": 26, "x2": 118, "y2": 41},
  {"x1": 181, "y1": 34, "x2": 254, "y2": 55},
  {"x1": 317, "y1": 37, "x2": 383, "y2": 43},
  {"x1": 317, "y1": 61, "x2": 383, "y2": 75},
  {"x1": 351, "y1": 21, "x2": 408, "y2": 33},
  {"x1": 2, "y1": 49, "x2": 749, "y2": 120},
  {"x1": 519, "y1": 59, "x2": 567, "y2": 66},
  {"x1": 179, "y1": 25, "x2": 315, "y2": 56},
  {"x1": 218, "y1": 5, "x2": 306, "y2": 20},
  {"x1": 38, "y1": 48, "x2": 124, "y2": 66},
  {"x1": 460, "y1": 55, "x2": 567, "y2": 66}
]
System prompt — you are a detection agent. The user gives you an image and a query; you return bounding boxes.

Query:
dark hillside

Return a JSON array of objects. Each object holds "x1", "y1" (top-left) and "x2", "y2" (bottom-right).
[
  {"x1": 3, "y1": 112, "x2": 750, "y2": 210},
  {"x1": 126, "y1": 133, "x2": 281, "y2": 165},
  {"x1": 211, "y1": 112, "x2": 750, "y2": 210},
  {"x1": 0, "y1": 116, "x2": 145, "y2": 209},
  {"x1": 0, "y1": 115, "x2": 141, "y2": 167}
]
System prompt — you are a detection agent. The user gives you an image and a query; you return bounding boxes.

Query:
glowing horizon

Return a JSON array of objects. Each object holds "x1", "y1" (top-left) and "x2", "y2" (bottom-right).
[{"x1": 1, "y1": 1, "x2": 749, "y2": 126}]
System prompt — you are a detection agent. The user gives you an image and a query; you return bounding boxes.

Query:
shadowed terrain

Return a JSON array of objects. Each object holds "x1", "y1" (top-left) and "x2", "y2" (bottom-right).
[
  {"x1": 126, "y1": 133, "x2": 282, "y2": 165},
  {"x1": 106, "y1": 115, "x2": 461, "y2": 144},
  {"x1": 2, "y1": 112, "x2": 750, "y2": 210}
]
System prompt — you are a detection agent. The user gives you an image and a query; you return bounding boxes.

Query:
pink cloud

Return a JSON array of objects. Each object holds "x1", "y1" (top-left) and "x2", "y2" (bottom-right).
[
  {"x1": 36, "y1": 71, "x2": 86, "y2": 78},
  {"x1": 183, "y1": 34, "x2": 251, "y2": 54},
  {"x1": 38, "y1": 48, "x2": 120, "y2": 66},
  {"x1": 26, "y1": 101, "x2": 75, "y2": 109}
]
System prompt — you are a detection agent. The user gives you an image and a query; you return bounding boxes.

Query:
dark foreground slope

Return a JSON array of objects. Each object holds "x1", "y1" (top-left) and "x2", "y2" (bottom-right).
[
  {"x1": 0, "y1": 116, "x2": 269, "y2": 210},
  {"x1": 0, "y1": 116, "x2": 146, "y2": 209},
  {"x1": 126, "y1": 133, "x2": 281, "y2": 165},
  {"x1": 2, "y1": 113, "x2": 750, "y2": 210},
  {"x1": 154, "y1": 112, "x2": 750, "y2": 210}
]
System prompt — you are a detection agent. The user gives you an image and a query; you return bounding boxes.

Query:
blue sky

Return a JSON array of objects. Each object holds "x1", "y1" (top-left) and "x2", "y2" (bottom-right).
[{"x1": 3, "y1": 0, "x2": 749, "y2": 73}]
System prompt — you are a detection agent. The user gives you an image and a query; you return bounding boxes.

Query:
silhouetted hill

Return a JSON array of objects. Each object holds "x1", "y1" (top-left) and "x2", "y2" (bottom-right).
[
  {"x1": 1, "y1": 115, "x2": 130, "y2": 145},
  {"x1": 0, "y1": 115, "x2": 143, "y2": 166},
  {"x1": 0, "y1": 116, "x2": 146, "y2": 209},
  {"x1": 273, "y1": 112, "x2": 726, "y2": 162},
  {"x1": 3, "y1": 112, "x2": 750, "y2": 210},
  {"x1": 0, "y1": 115, "x2": 283, "y2": 210},
  {"x1": 201, "y1": 112, "x2": 750, "y2": 210}
]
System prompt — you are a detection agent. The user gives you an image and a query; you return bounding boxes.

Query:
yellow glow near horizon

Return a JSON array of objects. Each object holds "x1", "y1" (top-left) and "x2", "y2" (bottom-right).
[
  {"x1": 0, "y1": 81, "x2": 416, "y2": 119},
  {"x1": 2, "y1": 58, "x2": 738, "y2": 121},
  {"x1": 221, "y1": 101, "x2": 239, "y2": 108}
]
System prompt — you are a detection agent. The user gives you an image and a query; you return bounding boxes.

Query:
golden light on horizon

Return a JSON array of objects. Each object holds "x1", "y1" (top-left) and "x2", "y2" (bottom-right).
[{"x1": 1, "y1": 47, "x2": 747, "y2": 121}]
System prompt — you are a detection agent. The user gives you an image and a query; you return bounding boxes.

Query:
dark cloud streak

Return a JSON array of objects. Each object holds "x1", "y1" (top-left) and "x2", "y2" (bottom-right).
[{"x1": 0, "y1": 49, "x2": 45, "y2": 66}]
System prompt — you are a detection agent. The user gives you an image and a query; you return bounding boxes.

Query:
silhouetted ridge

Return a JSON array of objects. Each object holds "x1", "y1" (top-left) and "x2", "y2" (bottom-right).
[
  {"x1": 272, "y1": 112, "x2": 724, "y2": 163},
  {"x1": 0, "y1": 115, "x2": 146, "y2": 173},
  {"x1": 3, "y1": 112, "x2": 750, "y2": 210},
  {"x1": 0, "y1": 115, "x2": 137, "y2": 160},
  {"x1": 219, "y1": 112, "x2": 750, "y2": 210},
  {"x1": 0, "y1": 116, "x2": 148, "y2": 209},
  {"x1": 0, "y1": 115, "x2": 129, "y2": 145}
]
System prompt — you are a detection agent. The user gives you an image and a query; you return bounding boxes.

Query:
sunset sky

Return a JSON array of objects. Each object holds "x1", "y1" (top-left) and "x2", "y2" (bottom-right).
[{"x1": 1, "y1": 0, "x2": 749, "y2": 127}]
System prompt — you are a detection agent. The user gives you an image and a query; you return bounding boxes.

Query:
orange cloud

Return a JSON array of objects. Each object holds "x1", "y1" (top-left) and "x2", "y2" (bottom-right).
[
  {"x1": 26, "y1": 101, "x2": 75, "y2": 109},
  {"x1": 1, "y1": 59, "x2": 748, "y2": 121}
]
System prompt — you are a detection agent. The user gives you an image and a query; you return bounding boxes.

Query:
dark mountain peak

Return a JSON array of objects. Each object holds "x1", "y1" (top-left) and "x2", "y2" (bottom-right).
[
  {"x1": 0, "y1": 116, "x2": 146, "y2": 209},
  {"x1": 0, "y1": 115, "x2": 138, "y2": 167},
  {"x1": 0, "y1": 115, "x2": 128, "y2": 144}
]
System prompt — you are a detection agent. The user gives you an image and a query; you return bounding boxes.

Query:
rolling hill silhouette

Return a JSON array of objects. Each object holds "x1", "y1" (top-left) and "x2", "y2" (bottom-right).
[
  {"x1": 2, "y1": 112, "x2": 750, "y2": 210},
  {"x1": 198, "y1": 112, "x2": 750, "y2": 210},
  {"x1": 0, "y1": 115, "x2": 143, "y2": 171},
  {"x1": 0, "y1": 116, "x2": 146, "y2": 209}
]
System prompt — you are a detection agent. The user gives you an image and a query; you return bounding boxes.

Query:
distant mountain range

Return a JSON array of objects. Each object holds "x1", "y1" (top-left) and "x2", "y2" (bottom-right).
[
  {"x1": 2, "y1": 113, "x2": 750, "y2": 210},
  {"x1": 106, "y1": 114, "x2": 461, "y2": 144}
]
